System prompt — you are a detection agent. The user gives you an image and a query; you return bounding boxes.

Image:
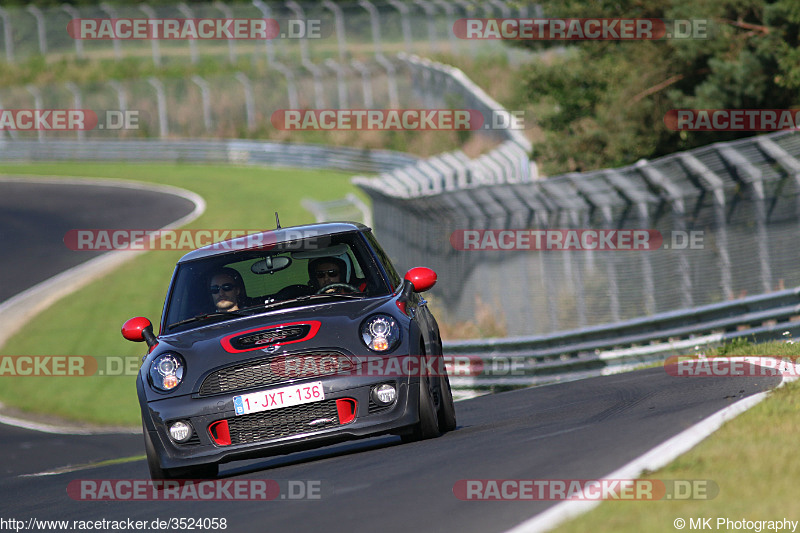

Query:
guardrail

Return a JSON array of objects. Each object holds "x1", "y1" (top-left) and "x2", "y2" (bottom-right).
[
  {"x1": 0, "y1": 138, "x2": 419, "y2": 174},
  {"x1": 354, "y1": 54, "x2": 536, "y2": 198},
  {"x1": 444, "y1": 285, "x2": 800, "y2": 390}
]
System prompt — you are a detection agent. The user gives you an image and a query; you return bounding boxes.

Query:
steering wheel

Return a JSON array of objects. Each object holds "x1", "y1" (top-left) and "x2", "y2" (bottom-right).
[{"x1": 316, "y1": 283, "x2": 359, "y2": 294}]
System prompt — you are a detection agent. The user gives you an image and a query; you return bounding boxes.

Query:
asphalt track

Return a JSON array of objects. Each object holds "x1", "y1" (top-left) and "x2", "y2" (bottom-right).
[
  {"x1": 0, "y1": 368, "x2": 782, "y2": 532},
  {"x1": 0, "y1": 179, "x2": 196, "y2": 302},
  {"x1": 0, "y1": 179, "x2": 785, "y2": 532}
]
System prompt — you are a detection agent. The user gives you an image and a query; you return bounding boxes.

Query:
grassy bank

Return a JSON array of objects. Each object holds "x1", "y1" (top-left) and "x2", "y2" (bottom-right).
[{"x1": 0, "y1": 162, "x2": 356, "y2": 425}]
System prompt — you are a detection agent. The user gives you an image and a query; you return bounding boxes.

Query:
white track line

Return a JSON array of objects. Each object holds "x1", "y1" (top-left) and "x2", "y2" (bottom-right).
[
  {"x1": 0, "y1": 402, "x2": 141, "y2": 435},
  {"x1": 506, "y1": 358, "x2": 799, "y2": 532}
]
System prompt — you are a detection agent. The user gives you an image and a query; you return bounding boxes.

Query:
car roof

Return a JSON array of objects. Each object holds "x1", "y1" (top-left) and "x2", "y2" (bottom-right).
[{"x1": 177, "y1": 221, "x2": 371, "y2": 263}]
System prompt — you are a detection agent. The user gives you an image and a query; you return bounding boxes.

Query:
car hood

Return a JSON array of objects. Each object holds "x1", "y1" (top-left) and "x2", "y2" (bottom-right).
[{"x1": 160, "y1": 297, "x2": 396, "y2": 348}]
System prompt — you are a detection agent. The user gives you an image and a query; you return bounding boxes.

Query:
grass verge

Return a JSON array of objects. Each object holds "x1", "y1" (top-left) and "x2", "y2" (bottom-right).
[
  {"x1": 556, "y1": 339, "x2": 800, "y2": 532},
  {"x1": 0, "y1": 162, "x2": 357, "y2": 426}
]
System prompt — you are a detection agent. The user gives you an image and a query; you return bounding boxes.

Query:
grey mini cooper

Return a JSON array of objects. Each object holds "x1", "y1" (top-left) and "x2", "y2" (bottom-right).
[{"x1": 122, "y1": 222, "x2": 456, "y2": 480}]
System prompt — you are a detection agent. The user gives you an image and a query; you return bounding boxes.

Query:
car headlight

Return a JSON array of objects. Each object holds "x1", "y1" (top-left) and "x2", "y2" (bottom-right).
[
  {"x1": 149, "y1": 352, "x2": 185, "y2": 392},
  {"x1": 361, "y1": 314, "x2": 400, "y2": 352}
]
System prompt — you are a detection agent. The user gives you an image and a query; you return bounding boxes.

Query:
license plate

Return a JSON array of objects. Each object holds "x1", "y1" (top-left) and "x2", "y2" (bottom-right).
[{"x1": 233, "y1": 381, "x2": 325, "y2": 416}]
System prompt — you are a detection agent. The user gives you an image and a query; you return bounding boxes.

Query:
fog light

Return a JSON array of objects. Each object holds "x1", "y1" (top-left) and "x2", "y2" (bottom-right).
[
  {"x1": 372, "y1": 383, "x2": 397, "y2": 406},
  {"x1": 168, "y1": 420, "x2": 192, "y2": 442}
]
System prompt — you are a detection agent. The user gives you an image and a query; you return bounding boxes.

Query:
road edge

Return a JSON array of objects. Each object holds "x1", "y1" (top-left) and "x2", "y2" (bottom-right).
[
  {"x1": 0, "y1": 175, "x2": 205, "y2": 434},
  {"x1": 506, "y1": 358, "x2": 799, "y2": 532}
]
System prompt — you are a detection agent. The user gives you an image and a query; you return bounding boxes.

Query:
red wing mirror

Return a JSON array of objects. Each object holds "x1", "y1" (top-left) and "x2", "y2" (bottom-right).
[
  {"x1": 404, "y1": 267, "x2": 437, "y2": 293},
  {"x1": 122, "y1": 317, "x2": 157, "y2": 347}
]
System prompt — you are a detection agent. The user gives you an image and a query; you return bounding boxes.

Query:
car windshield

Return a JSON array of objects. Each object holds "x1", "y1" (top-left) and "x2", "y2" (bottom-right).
[{"x1": 163, "y1": 230, "x2": 391, "y2": 333}]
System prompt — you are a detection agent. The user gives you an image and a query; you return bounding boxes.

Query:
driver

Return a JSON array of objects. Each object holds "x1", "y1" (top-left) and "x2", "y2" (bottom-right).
[
  {"x1": 209, "y1": 267, "x2": 247, "y2": 312},
  {"x1": 309, "y1": 257, "x2": 347, "y2": 293}
]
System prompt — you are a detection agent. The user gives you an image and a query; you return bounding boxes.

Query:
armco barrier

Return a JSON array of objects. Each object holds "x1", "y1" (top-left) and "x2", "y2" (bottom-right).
[
  {"x1": 0, "y1": 138, "x2": 419, "y2": 174},
  {"x1": 444, "y1": 286, "x2": 800, "y2": 389},
  {"x1": 2, "y1": 141, "x2": 796, "y2": 391}
]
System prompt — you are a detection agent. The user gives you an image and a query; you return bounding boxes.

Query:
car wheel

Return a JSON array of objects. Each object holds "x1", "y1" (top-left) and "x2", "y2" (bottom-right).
[
  {"x1": 143, "y1": 424, "x2": 218, "y2": 480},
  {"x1": 143, "y1": 423, "x2": 172, "y2": 480},
  {"x1": 401, "y1": 374, "x2": 442, "y2": 443},
  {"x1": 435, "y1": 371, "x2": 457, "y2": 432}
]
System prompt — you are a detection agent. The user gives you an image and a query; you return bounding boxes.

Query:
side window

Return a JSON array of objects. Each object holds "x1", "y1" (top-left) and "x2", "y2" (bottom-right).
[
  {"x1": 364, "y1": 231, "x2": 402, "y2": 290},
  {"x1": 348, "y1": 249, "x2": 365, "y2": 280}
]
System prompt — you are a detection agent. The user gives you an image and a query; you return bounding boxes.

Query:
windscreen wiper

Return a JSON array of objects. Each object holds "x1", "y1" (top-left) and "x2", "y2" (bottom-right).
[
  {"x1": 239, "y1": 293, "x2": 365, "y2": 313},
  {"x1": 167, "y1": 310, "x2": 251, "y2": 329},
  {"x1": 308, "y1": 292, "x2": 365, "y2": 300}
]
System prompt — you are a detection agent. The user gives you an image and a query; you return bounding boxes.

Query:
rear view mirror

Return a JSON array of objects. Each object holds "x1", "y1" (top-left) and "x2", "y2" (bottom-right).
[{"x1": 251, "y1": 255, "x2": 291, "y2": 275}]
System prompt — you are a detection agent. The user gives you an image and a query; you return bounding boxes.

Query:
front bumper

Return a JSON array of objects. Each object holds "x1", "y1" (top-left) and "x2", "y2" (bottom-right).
[{"x1": 141, "y1": 375, "x2": 421, "y2": 470}]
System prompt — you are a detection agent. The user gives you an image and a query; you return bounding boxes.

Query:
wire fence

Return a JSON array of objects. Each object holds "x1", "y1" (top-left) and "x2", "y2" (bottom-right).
[
  {"x1": 4, "y1": 1, "x2": 795, "y2": 343},
  {"x1": 0, "y1": 0, "x2": 535, "y2": 66},
  {"x1": 358, "y1": 129, "x2": 800, "y2": 336},
  {"x1": 0, "y1": 59, "x2": 418, "y2": 141},
  {"x1": 0, "y1": 1, "x2": 538, "y2": 142}
]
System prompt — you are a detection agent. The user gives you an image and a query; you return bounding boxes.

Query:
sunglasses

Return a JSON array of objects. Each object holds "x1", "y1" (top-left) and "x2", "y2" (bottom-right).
[
  {"x1": 315, "y1": 269, "x2": 340, "y2": 279},
  {"x1": 210, "y1": 283, "x2": 235, "y2": 294}
]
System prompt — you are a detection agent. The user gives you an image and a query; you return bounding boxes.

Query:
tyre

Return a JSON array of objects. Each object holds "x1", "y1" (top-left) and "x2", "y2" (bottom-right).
[
  {"x1": 143, "y1": 424, "x2": 218, "y2": 480},
  {"x1": 401, "y1": 374, "x2": 442, "y2": 443},
  {"x1": 435, "y1": 371, "x2": 457, "y2": 432}
]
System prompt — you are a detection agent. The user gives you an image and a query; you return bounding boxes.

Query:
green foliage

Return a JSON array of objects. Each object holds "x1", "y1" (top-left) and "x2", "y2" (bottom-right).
[
  {"x1": 712, "y1": 337, "x2": 755, "y2": 356},
  {"x1": 520, "y1": 0, "x2": 800, "y2": 174}
]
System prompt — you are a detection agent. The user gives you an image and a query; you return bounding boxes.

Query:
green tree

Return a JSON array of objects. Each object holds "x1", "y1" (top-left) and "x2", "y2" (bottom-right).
[{"x1": 519, "y1": 0, "x2": 800, "y2": 174}]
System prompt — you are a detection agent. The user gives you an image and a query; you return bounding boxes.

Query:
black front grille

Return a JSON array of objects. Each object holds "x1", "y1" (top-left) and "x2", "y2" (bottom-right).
[
  {"x1": 368, "y1": 397, "x2": 392, "y2": 414},
  {"x1": 230, "y1": 326, "x2": 309, "y2": 350},
  {"x1": 226, "y1": 400, "x2": 340, "y2": 444},
  {"x1": 176, "y1": 433, "x2": 202, "y2": 447},
  {"x1": 199, "y1": 351, "x2": 354, "y2": 396}
]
